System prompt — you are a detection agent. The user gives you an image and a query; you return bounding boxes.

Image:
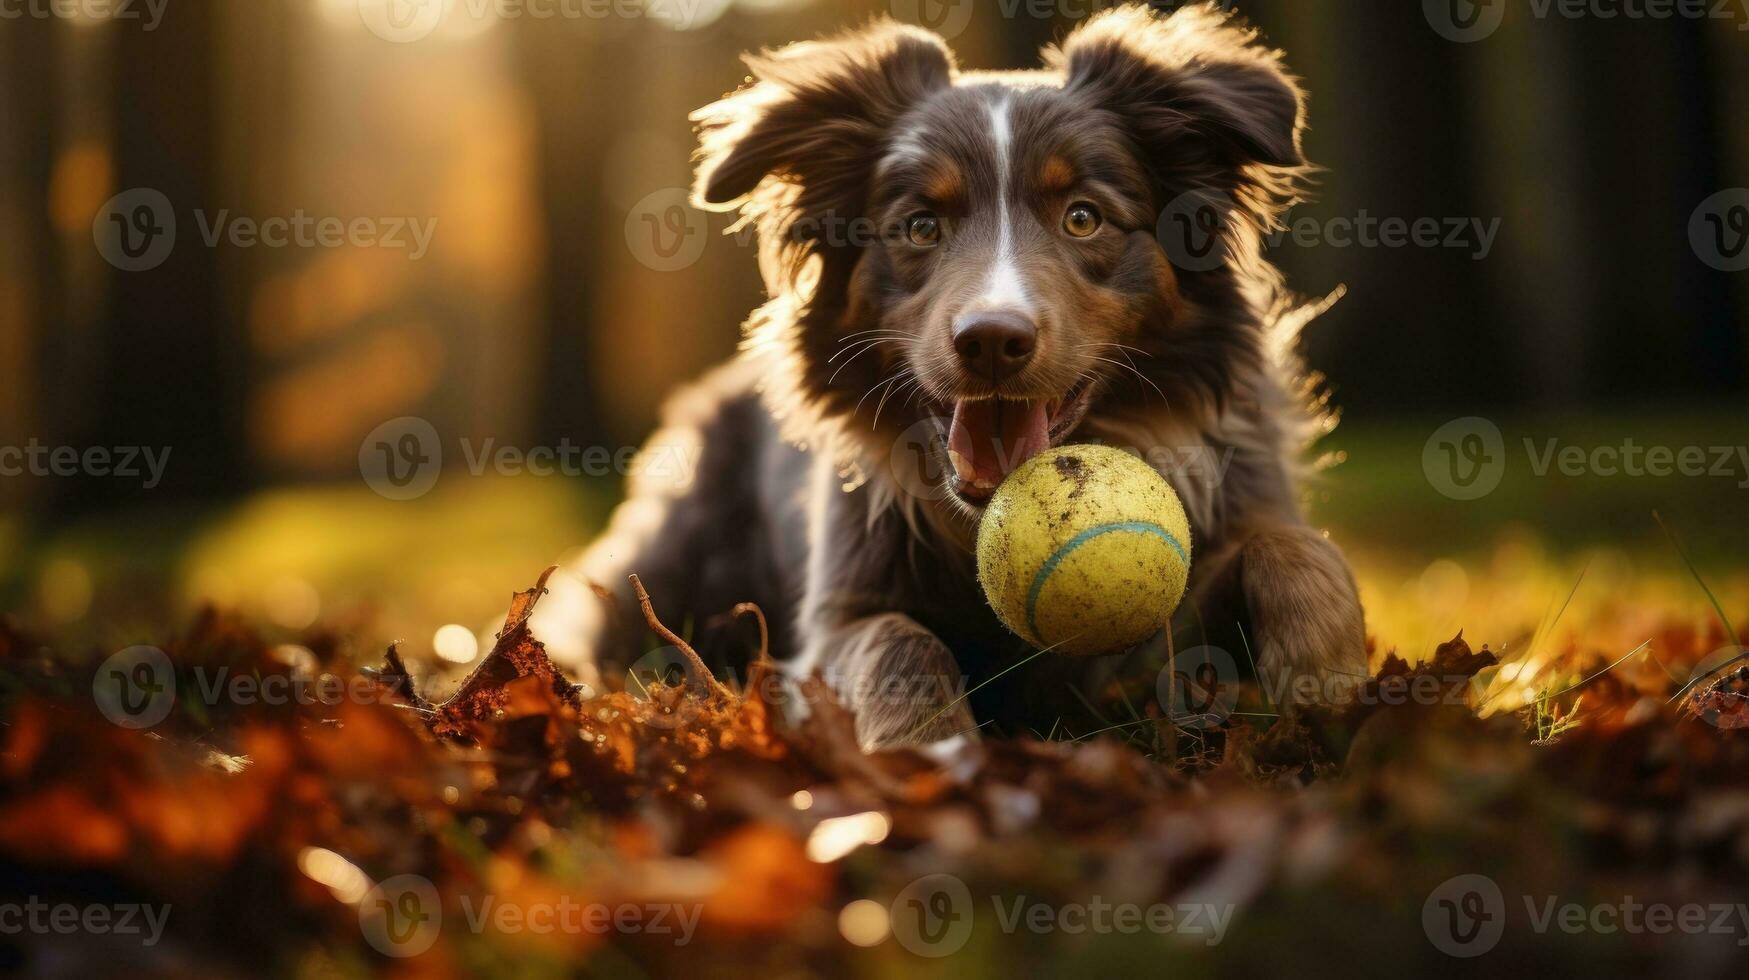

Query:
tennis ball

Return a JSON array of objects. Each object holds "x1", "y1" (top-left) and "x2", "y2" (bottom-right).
[{"x1": 976, "y1": 445, "x2": 1192, "y2": 657}]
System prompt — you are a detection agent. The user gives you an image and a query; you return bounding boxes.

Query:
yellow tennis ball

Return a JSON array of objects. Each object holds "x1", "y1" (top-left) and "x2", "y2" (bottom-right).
[{"x1": 976, "y1": 445, "x2": 1193, "y2": 657}]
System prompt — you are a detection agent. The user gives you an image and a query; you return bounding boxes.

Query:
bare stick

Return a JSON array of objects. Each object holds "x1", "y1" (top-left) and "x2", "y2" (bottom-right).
[
  {"x1": 628, "y1": 574, "x2": 732, "y2": 700},
  {"x1": 732, "y1": 602, "x2": 770, "y2": 665}
]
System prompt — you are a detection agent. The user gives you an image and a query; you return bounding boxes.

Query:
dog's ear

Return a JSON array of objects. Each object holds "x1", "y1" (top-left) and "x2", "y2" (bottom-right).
[
  {"x1": 1051, "y1": 5, "x2": 1306, "y2": 193},
  {"x1": 692, "y1": 20, "x2": 955, "y2": 212}
]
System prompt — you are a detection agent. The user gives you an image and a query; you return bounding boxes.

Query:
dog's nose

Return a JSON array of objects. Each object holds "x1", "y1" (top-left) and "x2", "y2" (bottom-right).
[{"x1": 952, "y1": 310, "x2": 1037, "y2": 382}]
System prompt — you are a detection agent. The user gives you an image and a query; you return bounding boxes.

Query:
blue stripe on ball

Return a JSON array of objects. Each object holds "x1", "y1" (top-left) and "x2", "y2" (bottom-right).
[{"x1": 1023, "y1": 521, "x2": 1188, "y2": 645}]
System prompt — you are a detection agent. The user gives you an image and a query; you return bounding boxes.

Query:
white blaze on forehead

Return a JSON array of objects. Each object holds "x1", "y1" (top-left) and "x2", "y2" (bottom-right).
[{"x1": 975, "y1": 96, "x2": 1032, "y2": 314}]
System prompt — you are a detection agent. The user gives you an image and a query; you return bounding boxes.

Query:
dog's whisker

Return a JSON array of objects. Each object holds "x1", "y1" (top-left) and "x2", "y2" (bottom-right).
[
  {"x1": 838, "y1": 328, "x2": 911, "y2": 341},
  {"x1": 828, "y1": 339, "x2": 890, "y2": 364},
  {"x1": 827, "y1": 342, "x2": 893, "y2": 386},
  {"x1": 1075, "y1": 342, "x2": 1153, "y2": 359},
  {"x1": 1086, "y1": 355, "x2": 1167, "y2": 406},
  {"x1": 872, "y1": 373, "x2": 921, "y2": 431},
  {"x1": 852, "y1": 371, "x2": 912, "y2": 422}
]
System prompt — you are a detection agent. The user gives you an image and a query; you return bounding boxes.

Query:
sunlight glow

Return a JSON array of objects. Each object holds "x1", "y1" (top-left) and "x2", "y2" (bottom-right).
[
  {"x1": 298, "y1": 847, "x2": 372, "y2": 905},
  {"x1": 433, "y1": 623, "x2": 480, "y2": 663},
  {"x1": 806, "y1": 811, "x2": 890, "y2": 864},
  {"x1": 837, "y1": 899, "x2": 889, "y2": 947}
]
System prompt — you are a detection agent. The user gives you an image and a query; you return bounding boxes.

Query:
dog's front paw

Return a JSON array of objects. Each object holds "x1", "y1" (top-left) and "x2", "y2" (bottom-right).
[
  {"x1": 818, "y1": 613, "x2": 977, "y2": 751},
  {"x1": 1239, "y1": 525, "x2": 1367, "y2": 708}
]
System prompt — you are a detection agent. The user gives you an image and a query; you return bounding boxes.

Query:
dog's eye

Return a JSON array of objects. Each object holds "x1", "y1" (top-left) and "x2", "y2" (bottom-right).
[
  {"x1": 906, "y1": 212, "x2": 941, "y2": 247},
  {"x1": 1063, "y1": 202, "x2": 1102, "y2": 238}
]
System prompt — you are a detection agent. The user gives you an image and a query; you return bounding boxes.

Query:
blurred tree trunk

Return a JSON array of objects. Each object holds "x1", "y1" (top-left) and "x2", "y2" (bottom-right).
[
  {"x1": 1, "y1": 15, "x2": 54, "y2": 514},
  {"x1": 93, "y1": 0, "x2": 246, "y2": 508},
  {"x1": 512, "y1": 20, "x2": 611, "y2": 449}
]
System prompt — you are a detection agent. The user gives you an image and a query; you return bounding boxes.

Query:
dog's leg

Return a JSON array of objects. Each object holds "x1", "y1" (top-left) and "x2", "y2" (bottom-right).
[
  {"x1": 814, "y1": 613, "x2": 975, "y2": 750},
  {"x1": 790, "y1": 453, "x2": 978, "y2": 751},
  {"x1": 571, "y1": 360, "x2": 784, "y2": 688},
  {"x1": 1236, "y1": 523, "x2": 1368, "y2": 708}
]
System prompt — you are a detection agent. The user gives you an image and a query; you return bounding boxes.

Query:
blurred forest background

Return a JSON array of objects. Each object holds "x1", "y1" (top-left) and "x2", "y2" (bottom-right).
[{"x1": 1, "y1": 0, "x2": 1745, "y2": 670}]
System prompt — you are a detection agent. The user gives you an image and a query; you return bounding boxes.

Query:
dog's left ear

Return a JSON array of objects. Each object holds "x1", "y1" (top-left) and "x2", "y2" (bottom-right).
[
  {"x1": 692, "y1": 20, "x2": 955, "y2": 212},
  {"x1": 1051, "y1": 5, "x2": 1306, "y2": 193}
]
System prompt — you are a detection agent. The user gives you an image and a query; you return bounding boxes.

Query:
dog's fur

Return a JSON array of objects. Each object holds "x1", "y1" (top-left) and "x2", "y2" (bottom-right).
[{"x1": 572, "y1": 4, "x2": 1367, "y2": 748}]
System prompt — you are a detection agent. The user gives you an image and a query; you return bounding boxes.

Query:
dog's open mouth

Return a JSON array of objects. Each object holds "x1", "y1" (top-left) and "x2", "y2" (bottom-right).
[{"x1": 946, "y1": 381, "x2": 1092, "y2": 504}]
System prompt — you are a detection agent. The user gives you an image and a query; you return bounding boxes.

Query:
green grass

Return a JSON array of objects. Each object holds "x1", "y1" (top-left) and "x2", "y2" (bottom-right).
[{"x1": 2, "y1": 410, "x2": 1743, "y2": 688}]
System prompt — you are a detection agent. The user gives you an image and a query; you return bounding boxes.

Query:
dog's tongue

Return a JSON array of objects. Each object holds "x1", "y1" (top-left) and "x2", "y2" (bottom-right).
[{"x1": 947, "y1": 399, "x2": 1051, "y2": 493}]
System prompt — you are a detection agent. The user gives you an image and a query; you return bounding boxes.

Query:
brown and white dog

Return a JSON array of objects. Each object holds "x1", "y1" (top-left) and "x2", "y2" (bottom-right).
[{"x1": 574, "y1": 4, "x2": 1367, "y2": 749}]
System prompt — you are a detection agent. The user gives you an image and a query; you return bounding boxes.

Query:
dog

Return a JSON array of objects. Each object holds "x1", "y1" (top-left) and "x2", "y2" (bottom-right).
[{"x1": 571, "y1": 3, "x2": 1367, "y2": 749}]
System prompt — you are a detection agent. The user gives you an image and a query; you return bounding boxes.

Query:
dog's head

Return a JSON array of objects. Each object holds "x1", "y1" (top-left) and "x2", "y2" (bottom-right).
[{"x1": 693, "y1": 4, "x2": 1308, "y2": 513}]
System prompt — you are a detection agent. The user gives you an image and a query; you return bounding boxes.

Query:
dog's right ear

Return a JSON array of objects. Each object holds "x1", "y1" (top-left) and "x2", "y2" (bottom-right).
[{"x1": 692, "y1": 21, "x2": 955, "y2": 212}]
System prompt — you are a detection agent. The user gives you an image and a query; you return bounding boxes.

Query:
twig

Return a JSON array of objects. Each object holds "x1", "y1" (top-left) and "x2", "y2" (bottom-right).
[
  {"x1": 628, "y1": 574, "x2": 733, "y2": 700},
  {"x1": 732, "y1": 602, "x2": 770, "y2": 664}
]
